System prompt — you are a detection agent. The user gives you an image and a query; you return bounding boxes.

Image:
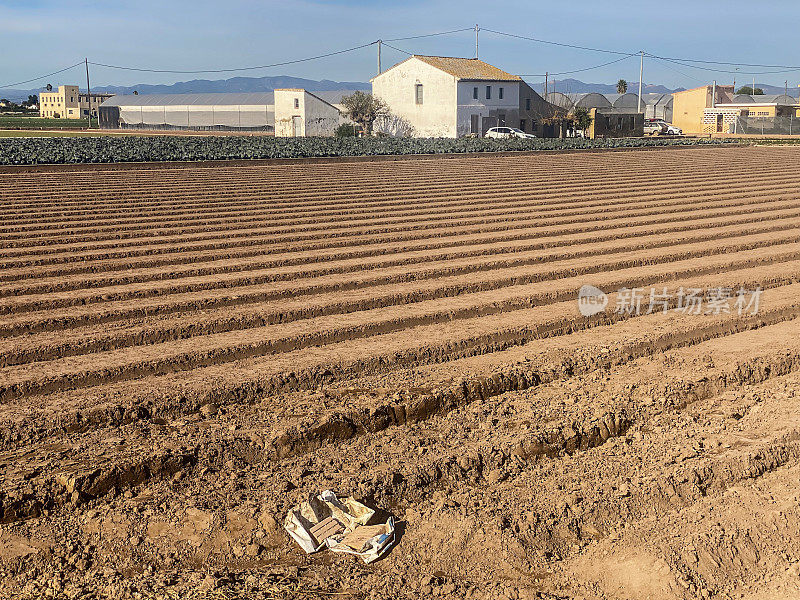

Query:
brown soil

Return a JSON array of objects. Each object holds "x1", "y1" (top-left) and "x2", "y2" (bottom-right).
[{"x1": 2, "y1": 146, "x2": 800, "y2": 599}]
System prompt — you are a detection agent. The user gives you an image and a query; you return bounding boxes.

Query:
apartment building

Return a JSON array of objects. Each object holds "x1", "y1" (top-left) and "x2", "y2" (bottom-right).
[{"x1": 39, "y1": 85, "x2": 114, "y2": 119}]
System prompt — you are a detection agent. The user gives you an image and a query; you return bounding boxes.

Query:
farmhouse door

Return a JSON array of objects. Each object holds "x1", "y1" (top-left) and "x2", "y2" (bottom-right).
[
  {"x1": 470, "y1": 114, "x2": 479, "y2": 134},
  {"x1": 292, "y1": 116, "x2": 303, "y2": 137},
  {"x1": 716, "y1": 113, "x2": 723, "y2": 133},
  {"x1": 481, "y1": 116, "x2": 497, "y2": 135}
]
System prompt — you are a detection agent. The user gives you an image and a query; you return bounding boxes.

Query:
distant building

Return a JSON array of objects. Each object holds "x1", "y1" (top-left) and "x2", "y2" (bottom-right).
[
  {"x1": 673, "y1": 84, "x2": 800, "y2": 134},
  {"x1": 99, "y1": 90, "x2": 352, "y2": 135},
  {"x1": 556, "y1": 92, "x2": 645, "y2": 138},
  {"x1": 273, "y1": 89, "x2": 342, "y2": 137},
  {"x1": 39, "y1": 85, "x2": 114, "y2": 119},
  {"x1": 371, "y1": 55, "x2": 549, "y2": 137}
]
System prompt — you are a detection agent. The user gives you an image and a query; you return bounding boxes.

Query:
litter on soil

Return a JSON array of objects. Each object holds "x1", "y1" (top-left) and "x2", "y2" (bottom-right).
[{"x1": 284, "y1": 490, "x2": 396, "y2": 563}]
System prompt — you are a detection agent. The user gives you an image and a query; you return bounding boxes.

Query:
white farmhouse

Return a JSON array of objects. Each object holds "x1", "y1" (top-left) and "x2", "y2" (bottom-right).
[
  {"x1": 372, "y1": 55, "x2": 546, "y2": 138},
  {"x1": 273, "y1": 89, "x2": 341, "y2": 137}
]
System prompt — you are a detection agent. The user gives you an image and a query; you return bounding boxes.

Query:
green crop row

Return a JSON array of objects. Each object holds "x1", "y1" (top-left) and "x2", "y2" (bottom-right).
[
  {"x1": 0, "y1": 135, "x2": 743, "y2": 166},
  {"x1": 0, "y1": 116, "x2": 93, "y2": 130}
]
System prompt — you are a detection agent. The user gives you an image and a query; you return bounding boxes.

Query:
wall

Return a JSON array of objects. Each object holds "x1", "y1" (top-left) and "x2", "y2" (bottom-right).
[
  {"x1": 274, "y1": 90, "x2": 339, "y2": 137},
  {"x1": 518, "y1": 82, "x2": 552, "y2": 135},
  {"x1": 672, "y1": 86, "x2": 712, "y2": 134},
  {"x1": 372, "y1": 58, "x2": 457, "y2": 137},
  {"x1": 455, "y1": 80, "x2": 520, "y2": 136},
  {"x1": 104, "y1": 104, "x2": 274, "y2": 130},
  {"x1": 588, "y1": 109, "x2": 644, "y2": 138}
]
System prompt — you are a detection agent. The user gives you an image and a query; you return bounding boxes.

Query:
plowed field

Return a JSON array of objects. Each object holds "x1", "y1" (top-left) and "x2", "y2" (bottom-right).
[{"x1": 3, "y1": 145, "x2": 800, "y2": 599}]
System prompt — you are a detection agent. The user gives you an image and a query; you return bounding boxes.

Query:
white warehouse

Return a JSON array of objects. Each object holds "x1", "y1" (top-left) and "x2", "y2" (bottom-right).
[{"x1": 99, "y1": 89, "x2": 351, "y2": 135}]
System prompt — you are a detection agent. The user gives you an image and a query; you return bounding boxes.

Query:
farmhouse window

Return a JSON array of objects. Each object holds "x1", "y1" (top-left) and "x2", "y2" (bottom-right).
[
  {"x1": 415, "y1": 84, "x2": 423, "y2": 104},
  {"x1": 525, "y1": 98, "x2": 531, "y2": 111},
  {"x1": 473, "y1": 87, "x2": 478, "y2": 99},
  {"x1": 499, "y1": 87, "x2": 504, "y2": 100},
  {"x1": 294, "y1": 98, "x2": 299, "y2": 109},
  {"x1": 486, "y1": 86, "x2": 491, "y2": 99},
  {"x1": 519, "y1": 119, "x2": 526, "y2": 131}
]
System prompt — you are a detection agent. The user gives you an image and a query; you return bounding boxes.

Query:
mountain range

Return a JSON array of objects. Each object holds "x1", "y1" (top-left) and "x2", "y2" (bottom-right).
[
  {"x1": 1, "y1": 74, "x2": 794, "y2": 102},
  {"x1": 1, "y1": 75, "x2": 371, "y2": 102}
]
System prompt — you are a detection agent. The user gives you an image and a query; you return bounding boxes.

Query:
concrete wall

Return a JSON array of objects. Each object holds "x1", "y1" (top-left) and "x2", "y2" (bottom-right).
[
  {"x1": 455, "y1": 81, "x2": 519, "y2": 136},
  {"x1": 588, "y1": 108, "x2": 644, "y2": 138},
  {"x1": 372, "y1": 58, "x2": 457, "y2": 137},
  {"x1": 274, "y1": 90, "x2": 340, "y2": 137}
]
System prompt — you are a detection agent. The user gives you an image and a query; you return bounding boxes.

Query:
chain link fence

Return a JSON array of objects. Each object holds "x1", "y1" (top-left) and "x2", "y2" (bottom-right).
[{"x1": 732, "y1": 116, "x2": 800, "y2": 135}]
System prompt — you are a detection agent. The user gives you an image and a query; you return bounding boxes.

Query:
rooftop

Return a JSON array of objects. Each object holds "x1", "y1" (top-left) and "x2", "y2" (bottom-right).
[
  {"x1": 101, "y1": 92, "x2": 276, "y2": 107},
  {"x1": 398, "y1": 55, "x2": 521, "y2": 81}
]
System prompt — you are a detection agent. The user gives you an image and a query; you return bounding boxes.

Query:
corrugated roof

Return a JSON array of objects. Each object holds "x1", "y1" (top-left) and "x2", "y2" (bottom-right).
[
  {"x1": 102, "y1": 92, "x2": 275, "y2": 107},
  {"x1": 412, "y1": 56, "x2": 521, "y2": 81}
]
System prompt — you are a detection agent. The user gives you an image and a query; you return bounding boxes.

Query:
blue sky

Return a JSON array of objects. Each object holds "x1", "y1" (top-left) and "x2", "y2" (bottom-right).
[{"x1": 1, "y1": 0, "x2": 799, "y2": 91}]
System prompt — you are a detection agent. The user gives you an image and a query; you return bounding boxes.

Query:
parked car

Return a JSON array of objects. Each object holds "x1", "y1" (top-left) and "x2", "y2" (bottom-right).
[
  {"x1": 485, "y1": 127, "x2": 536, "y2": 139},
  {"x1": 656, "y1": 120, "x2": 682, "y2": 135},
  {"x1": 644, "y1": 120, "x2": 667, "y2": 136}
]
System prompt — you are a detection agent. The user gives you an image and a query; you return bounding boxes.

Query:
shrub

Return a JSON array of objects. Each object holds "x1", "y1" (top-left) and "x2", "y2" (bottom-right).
[{"x1": 335, "y1": 124, "x2": 358, "y2": 137}]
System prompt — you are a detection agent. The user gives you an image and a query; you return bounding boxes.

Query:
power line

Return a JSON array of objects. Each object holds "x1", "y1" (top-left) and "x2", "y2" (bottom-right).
[
  {"x1": 648, "y1": 54, "x2": 800, "y2": 75},
  {"x1": 648, "y1": 57, "x2": 707, "y2": 85},
  {"x1": 520, "y1": 53, "x2": 638, "y2": 78},
  {"x1": 384, "y1": 27, "x2": 474, "y2": 42},
  {"x1": 645, "y1": 53, "x2": 800, "y2": 70},
  {"x1": 88, "y1": 41, "x2": 377, "y2": 74},
  {"x1": 381, "y1": 42, "x2": 413, "y2": 55},
  {"x1": 0, "y1": 61, "x2": 84, "y2": 90},
  {"x1": 481, "y1": 28, "x2": 632, "y2": 56},
  {"x1": 486, "y1": 27, "x2": 800, "y2": 72}
]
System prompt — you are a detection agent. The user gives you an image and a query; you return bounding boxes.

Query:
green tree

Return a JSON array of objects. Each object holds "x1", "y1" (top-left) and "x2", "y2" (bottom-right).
[
  {"x1": 617, "y1": 79, "x2": 628, "y2": 94},
  {"x1": 735, "y1": 86, "x2": 764, "y2": 95},
  {"x1": 340, "y1": 91, "x2": 389, "y2": 136},
  {"x1": 571, "y1": 107, "x2": 593, "y2": 136}
]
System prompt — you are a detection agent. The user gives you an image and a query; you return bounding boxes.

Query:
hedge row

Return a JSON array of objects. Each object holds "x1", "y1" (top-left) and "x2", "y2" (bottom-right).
[{"x1": 0, "y1": 135, "x2": 742, "y2": 165}]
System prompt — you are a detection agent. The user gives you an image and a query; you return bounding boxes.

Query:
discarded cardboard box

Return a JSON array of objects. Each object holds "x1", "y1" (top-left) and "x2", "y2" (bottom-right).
[{"x1": 284, "y1": 490, "x2": 395, "y2": 564}]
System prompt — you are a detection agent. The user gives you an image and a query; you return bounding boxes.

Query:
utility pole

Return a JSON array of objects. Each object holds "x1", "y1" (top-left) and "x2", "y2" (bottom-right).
[
  {"x1": 85, "y1": 58, "x2": 92, "y2": 128},
  {"x1": 474, "y1": 24, "x2": 479, "y2": 59},
  {"x1": 637, "y1": 51, "x2": 643, "y2": 113},
  {"x1": 544, "y1": 72, "x2": 548, "y2": 102},
  {"x1": 377, "y1": 40, "x2": 382, "y2": 75},
  {"x1": 753, "y1": 76, "x2": 756, "y2": 97}
]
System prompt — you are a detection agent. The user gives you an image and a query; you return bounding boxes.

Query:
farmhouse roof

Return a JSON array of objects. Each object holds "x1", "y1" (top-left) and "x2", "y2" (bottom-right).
[{"x1": 411, "y1": 56, "x2": 521, "y2": 81}]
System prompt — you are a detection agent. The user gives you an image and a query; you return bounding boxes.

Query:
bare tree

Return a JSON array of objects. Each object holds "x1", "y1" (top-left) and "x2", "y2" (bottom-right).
[{"x1": 340, "y1": 91, "x2": 389, "y2": 136}]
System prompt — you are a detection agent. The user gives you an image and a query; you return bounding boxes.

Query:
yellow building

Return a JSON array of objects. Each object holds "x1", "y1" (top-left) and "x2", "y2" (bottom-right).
[
  {"x1": 39, "y1": 85, "x2": 114, "y2": 119},
  {"x1": 673, "y1": 84, "x2": 800, "y2": 134},
  {"x1": 672, "y1": 85, "x2": 734, "y2": 134}
]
